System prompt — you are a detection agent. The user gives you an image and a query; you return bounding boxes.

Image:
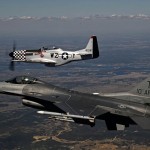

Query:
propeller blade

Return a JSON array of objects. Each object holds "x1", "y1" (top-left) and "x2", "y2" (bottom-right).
[
  {"x1": 9, "y1": 41, "x2": 16, "y2": 71},
  {"x1": 13, "y1": 41, "x2": 16, "y2": 52},
  {"x1": 9, "y1": 61, "x2": 15, "y2": 71}
]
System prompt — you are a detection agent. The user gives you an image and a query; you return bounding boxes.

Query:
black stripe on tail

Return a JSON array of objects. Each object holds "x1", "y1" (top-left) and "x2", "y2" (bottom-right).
[{"x1": 92, "y1": 36, "x2": 99, "y2": 58}]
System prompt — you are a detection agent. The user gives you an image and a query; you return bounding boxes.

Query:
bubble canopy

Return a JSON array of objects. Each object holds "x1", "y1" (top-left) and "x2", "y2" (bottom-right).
[{"x1": 6, "y1": 76, "x2": 38, "y2": 84}]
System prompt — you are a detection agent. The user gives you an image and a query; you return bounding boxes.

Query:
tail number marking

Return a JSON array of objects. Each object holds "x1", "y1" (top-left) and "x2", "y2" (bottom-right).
[{"x1": 137, "y1": 88, "x2": 150, "y2": 95}]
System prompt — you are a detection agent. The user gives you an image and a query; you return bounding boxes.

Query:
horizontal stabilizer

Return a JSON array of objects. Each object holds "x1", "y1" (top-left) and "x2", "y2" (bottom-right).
[{"x1": 131, "y1": 116, "x2": 150, "y2": 129}]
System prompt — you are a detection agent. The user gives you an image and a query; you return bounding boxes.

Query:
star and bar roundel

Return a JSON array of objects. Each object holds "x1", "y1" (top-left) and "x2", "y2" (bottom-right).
[{"x1": 62, "y1": 52, "x2": 69, "y2": 60}]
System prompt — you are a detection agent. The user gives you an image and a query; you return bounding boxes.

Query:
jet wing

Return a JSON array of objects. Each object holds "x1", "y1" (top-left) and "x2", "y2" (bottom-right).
[
  {"x1": 22, "y1": 96, "x2": 95, "y2": 127},
  {"x1": 131, "y1": 116, "x2": 150, "y2": 129},
  {"x1": 23, "y1": 88, "x2": 149, "y2": 130}
]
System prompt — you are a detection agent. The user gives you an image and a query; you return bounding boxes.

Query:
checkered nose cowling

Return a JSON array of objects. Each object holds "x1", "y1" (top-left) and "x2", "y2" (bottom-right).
[{"x1": 13, "y1": 50, "x2": 26, "y2": 61}]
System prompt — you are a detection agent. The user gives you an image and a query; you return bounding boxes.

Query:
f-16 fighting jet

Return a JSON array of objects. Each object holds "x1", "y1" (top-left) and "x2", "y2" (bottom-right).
[
  {"x1": 0, "y1": 76, "x2": 150, "y2": 130},
  {"x1": 9, "y1": 36, "x2": 99, "y2": 70}
]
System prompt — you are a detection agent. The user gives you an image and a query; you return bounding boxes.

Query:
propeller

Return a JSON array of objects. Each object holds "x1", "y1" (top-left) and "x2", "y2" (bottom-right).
[{"x1": 9, "y1": 41, "x2": 16, "y2": 71}]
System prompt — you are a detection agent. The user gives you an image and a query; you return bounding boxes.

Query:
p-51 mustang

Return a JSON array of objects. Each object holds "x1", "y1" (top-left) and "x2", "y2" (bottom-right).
[
  {"x1": 9, "y1": 36, "x2": 99, "y2": 70},
  {"x1": 0, "y1": 75, "x2": 150, "y2": 130}
]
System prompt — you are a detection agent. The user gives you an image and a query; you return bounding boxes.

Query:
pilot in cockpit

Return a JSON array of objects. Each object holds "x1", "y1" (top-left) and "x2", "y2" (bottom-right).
[
  {"x1": 42, "y1": 47, "x2": 48, "y2": 50},
  {"x1": 6, "y1": 76, "x2": 37, "y2": 84}
]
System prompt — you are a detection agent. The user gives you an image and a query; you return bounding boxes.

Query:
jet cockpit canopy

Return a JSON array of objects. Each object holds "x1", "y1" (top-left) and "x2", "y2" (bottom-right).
[{"x1": 6, "y1": 76, "x2": 38, "y2": 84}]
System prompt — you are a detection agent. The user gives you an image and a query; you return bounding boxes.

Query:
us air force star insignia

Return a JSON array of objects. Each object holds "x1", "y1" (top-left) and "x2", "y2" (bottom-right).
[{"x1": 62, "y1": 52, "x2": 68, "y2": 60}]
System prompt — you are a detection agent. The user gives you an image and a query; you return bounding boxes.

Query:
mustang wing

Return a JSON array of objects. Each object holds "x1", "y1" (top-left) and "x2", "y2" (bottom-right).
[{"x1": 28, "y1": 58, "x2": 56, "y2": 64}]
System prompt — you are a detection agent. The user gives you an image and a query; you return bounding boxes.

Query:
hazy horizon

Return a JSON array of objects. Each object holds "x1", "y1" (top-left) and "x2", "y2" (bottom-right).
[{"x1": 0, "y1": 15, "x2": 150, "y2": 41}]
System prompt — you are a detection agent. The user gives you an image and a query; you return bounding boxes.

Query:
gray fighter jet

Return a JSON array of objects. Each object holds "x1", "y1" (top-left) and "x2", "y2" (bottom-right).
[
  {"x1": 9, "y1": 36, "x2": 99, "y2": 70},
  {"x1": 0, "y1": 76, "x2": 150, "y2": 130}
]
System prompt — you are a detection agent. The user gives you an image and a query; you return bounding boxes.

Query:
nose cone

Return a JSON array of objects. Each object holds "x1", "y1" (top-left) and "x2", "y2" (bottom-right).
[{"x1": 9, "y1": 52, "x2": 13, "y2": 58}]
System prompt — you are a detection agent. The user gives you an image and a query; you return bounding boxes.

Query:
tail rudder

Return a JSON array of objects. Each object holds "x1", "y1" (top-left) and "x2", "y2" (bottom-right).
[
  {"x1": 77, "y1": 36, "x2": 99, "y2": 59},
  {"x1": 130, "y1": 77, "x2": 150, "y2": 98},
  {"x1": 85, "y1": 36, "x2": 99, "y2": 58}
]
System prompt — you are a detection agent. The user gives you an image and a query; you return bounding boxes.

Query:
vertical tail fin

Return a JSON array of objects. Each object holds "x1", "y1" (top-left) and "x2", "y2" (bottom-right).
[
  {"x1": 85, "y1": 36, "x2": 99, "y2": 58},
  {"x1": 77, "y1": 36, "x2": 99, "y2": 59}
]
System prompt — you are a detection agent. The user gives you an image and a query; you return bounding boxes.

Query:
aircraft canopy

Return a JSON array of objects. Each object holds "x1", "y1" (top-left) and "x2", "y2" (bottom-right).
[{"x1": 6, "y1": 76, "x2": 38, "y2": 84}]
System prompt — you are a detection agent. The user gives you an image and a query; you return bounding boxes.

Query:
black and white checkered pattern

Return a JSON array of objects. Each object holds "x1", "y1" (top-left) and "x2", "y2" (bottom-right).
[{"x1": 13, "y1": 50, "x2": 26, "y2": 60}]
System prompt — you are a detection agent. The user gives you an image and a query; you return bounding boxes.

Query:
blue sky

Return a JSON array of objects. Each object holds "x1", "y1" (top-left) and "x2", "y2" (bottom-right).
[{"x1": 1, "y1": 0, "x2": 150, "y2": 17}]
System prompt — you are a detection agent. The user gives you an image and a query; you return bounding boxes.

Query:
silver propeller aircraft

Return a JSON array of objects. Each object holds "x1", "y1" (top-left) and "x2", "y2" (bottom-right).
[
  {"x1": 9, "y1": 36, "x2": 99, "y2": 70},
  {"x1": 0, "y1": 75, "x2": 150, "y2": 130}
]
